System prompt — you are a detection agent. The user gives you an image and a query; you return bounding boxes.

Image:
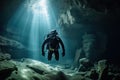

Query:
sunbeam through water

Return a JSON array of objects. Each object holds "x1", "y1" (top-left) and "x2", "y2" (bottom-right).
[{"x1": 6, "y1": 0, "x2": 61, "y2": 62}]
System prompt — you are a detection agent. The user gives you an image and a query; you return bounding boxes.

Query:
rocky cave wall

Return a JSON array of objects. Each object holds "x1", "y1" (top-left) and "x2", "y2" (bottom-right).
[{"x1": 49, "y1": 0, "x2": 120, "y2": 62}]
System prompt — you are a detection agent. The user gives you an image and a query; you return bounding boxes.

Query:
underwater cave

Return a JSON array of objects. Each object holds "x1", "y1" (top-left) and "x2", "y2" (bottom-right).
[{"x1": 0, "y1": 0, "x2": 120, "y2": 80}]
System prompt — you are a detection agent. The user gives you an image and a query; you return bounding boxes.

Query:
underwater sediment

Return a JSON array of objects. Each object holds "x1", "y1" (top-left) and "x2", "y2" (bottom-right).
[{"x1": 0, "y1": 51, "x2": 120, "y2": 80}]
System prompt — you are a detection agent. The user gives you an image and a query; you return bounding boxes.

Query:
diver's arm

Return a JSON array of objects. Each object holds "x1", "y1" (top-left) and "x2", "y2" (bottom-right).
[
  {"x1": 42, "y1": 39, "x2": 49, "y2": 56},
  {"x1": 59, "y1": 38, "x2": 65, "y2": 56}
]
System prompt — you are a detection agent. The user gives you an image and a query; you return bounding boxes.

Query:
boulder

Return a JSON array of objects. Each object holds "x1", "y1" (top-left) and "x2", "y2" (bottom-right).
[
  {"x1": 0, "y1": 52, "x2": 11, "y2": 61},
  {"x1": 78, "y1": 58, "x2": 91, "y2": 71},
  {"x1": 0, "y1": 60, "x2": 16, "y2": 80},
  {"x1": 97, "y1": 59, "x2": 108, "y2": 80}
]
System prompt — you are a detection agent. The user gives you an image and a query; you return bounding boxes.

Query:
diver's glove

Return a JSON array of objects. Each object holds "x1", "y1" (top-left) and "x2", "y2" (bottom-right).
[
  {"x1": 62, "y1": 51, "x2": 65, "y2": 57},
  {"x1": 42, "y1": 52, "x2": 45, "y2": 56}
]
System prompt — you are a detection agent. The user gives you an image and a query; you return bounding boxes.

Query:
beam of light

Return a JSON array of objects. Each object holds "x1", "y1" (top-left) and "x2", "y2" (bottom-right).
[
  {"x1": 6, "y1": 0, "x2": 51, "y2": 61},
  {"x1": 6, "y1": 0, "x2": 67, "y2": 63},
  {"x1": 28, "y1": 0, "x2": 51, "y2": 60},
  {"x1": 32, "y1": 0, "x2": 47, "y2": 15}
]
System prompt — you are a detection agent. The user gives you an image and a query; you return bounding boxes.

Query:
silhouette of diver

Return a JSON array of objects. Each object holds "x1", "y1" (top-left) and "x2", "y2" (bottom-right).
[{"x1": 42, "y1": 30, "x2": 65, "y2": 61}]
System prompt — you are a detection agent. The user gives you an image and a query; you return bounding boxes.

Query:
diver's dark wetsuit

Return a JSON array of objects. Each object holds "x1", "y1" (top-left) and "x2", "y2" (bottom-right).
[{"x1": 42, "y1": 31, "x2": 65, "y2": 61}]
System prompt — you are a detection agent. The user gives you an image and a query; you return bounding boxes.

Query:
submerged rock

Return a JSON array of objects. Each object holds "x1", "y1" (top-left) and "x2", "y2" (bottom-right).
[
  {"x1": 78, "y1": 58, "x2": 92, "y2": 71},
  {"x1": 0, "y1": 60, "x2": 17, "y2": 80},
  {"x1": 0, "y1": 36, "x2": 24, "y2": 49},
  {"x1": 0, "y1": 52, "x2": 11, "y2": 61},
  {"x1": 97, "y1": 59, "x2": 108, "y2": 80},
  {"x1": 0, "y1": 55, "x2": 120, "y2": 80}
]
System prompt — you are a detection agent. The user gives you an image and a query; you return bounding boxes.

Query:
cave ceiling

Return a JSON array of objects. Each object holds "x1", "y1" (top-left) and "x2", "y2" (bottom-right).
[{"x1": 0, "y1": 0, "x2": 120, "y2": 32}]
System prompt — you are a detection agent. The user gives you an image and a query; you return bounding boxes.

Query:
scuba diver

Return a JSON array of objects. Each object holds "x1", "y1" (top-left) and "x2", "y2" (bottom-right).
[{"x1": 42, "y1": 30, "x2": 65, "y2": 61}]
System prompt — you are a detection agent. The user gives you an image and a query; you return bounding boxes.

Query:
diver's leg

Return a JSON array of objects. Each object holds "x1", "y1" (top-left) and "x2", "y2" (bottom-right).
[
  {"x1": 54, "y1": 50, "x2": 59, "y2": 61},
  {"x1": 48, "y1": 51, "x2": 52, "y2": 61}
]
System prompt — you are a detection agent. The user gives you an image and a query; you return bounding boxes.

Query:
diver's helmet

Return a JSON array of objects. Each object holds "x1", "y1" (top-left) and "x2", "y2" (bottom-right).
[{"x1": 47, "y1": 30, "x2": 58, "y2": 38}]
